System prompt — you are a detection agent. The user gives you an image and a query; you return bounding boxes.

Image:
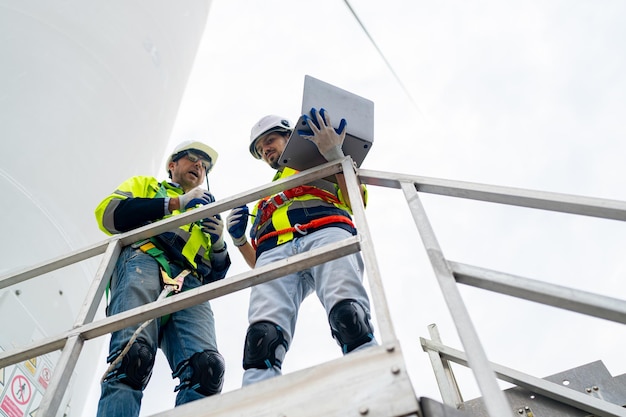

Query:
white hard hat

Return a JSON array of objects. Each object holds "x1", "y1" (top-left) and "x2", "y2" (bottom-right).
[
  {"x1": 166, "y1": 140, "x2": 218, "y2": 173},
  {"x1": 249, "y1": 115, "x2": 292, "y2": 159}
]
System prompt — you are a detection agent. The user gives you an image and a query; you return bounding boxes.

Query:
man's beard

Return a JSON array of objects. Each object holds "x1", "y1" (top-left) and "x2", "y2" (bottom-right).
[{"x1": 269, "y1": 159, "x2": 282, "y2": 170}]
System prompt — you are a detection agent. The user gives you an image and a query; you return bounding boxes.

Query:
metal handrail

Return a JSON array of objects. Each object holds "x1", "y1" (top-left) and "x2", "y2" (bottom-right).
[
  {"x1": 1, "y1": 159, "x2": 624, "y2": 416},
  {"x1": 0, "y1": 158, "x2": 396, "y2": 417}
]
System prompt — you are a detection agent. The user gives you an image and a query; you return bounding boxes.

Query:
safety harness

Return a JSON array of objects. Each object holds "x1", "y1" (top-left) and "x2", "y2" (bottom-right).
[
  {"x1": 253, "y1": 215, "x2": 355, "y2": 249},
  {"x1": 257, "y1": 185, "x2": 341, "y2": 222},
  {"x1": 135, "y1": 240, "x2": 190, "y2": 289},
  {"x1": 252, "y1": 185, "x2": 354, "y2": 250},
  {"x1": 104, "y1": 239, "x2": 185, "y2": 308},
  {"x1": 101, "y1": 184, "x2": 196, "y2": 382},
  {"x1": 137, "y1": 182, "x2": 195, "y2": 290},
  {"x1": 100, "y1": 267, "x2": 188, "y2": 383}
]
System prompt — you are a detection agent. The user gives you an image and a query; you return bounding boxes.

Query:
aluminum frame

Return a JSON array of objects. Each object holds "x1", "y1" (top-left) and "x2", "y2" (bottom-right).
[{"x1": 1, "y1": 159, "x2": 624, "y2": 416}]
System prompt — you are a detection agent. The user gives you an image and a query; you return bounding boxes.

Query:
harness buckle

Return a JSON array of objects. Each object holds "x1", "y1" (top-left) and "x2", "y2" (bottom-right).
[
  {"x1": 161, "y1": 269, "x2": 190, "y2": 293},
  {"x1": 269, "y1": 191, "x2": 289, "y2": 208}
]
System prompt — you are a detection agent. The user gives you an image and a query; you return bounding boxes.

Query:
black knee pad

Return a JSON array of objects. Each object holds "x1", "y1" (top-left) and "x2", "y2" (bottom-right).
[
  {"x1": 329, "y1": 299, "x2": 374, "y2": 353},
  {"x1": 242, "y1": 321, "x2": 288, "y2": 370},
  {"x1": 174, "y1": 350, "x2": 225, "y2": 396},
  {"x1": 104, "y1": 339, "x2": 155, "y2": 390}
]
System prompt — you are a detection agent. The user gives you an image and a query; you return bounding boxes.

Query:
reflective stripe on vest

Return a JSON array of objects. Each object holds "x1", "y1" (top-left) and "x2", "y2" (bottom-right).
[{"x1": 257, "y1": 185, "x2": 342, "y2": 224}]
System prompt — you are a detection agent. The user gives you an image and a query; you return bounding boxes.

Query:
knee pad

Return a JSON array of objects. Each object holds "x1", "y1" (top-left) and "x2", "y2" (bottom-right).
[
  {"x1": 104, "y1": 339, "x2": 155, "y2": 390},
  {"x1": 329, "y1": 299, "x2": 374, "y2": 354},
  {"x1": 242, "y1": 321, "x2": 288, "y2": 370},
  {"x1": 174, "y1": 350, "x2": 225, "y2": 396}
]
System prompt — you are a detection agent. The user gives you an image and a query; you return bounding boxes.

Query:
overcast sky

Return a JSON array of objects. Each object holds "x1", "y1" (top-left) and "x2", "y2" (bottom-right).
[{"x1": 85, "y1": 1, "x2": 626, "y2": 415}]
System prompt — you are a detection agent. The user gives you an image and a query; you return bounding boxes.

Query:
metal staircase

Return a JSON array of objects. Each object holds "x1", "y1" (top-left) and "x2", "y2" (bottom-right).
[{"x1": 1, "y1": 157, "x2": 625, "y2": 417}]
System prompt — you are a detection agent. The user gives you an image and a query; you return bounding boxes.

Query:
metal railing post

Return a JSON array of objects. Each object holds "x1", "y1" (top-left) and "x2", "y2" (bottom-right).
[
  {"x1": 400, "y1": 181, "x2": 513, "y2": 416},
  {"x1": 342, "y1": 157, "x2": 398, "y2": 343}
]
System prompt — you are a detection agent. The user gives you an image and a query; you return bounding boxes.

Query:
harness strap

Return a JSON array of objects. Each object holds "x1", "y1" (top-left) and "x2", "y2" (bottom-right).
[
  {"x1": 100, "y1": 268, "x2": 189, "y2": 384},
  {"x1": 258, "y1": 185, "x2": 342, "y2": 224},
  {"x1": 139, "y1": 240, "x2": 173, "y2": 278},
  {"x1": 252, "y1": 215, "x2": 355, "y2": 250},
  {"x1": 104, "y1": 239, "x2": 173, "y2": 307},
  {"x1": 137, "y1": 240, "x2": 190, "y2": 326}
]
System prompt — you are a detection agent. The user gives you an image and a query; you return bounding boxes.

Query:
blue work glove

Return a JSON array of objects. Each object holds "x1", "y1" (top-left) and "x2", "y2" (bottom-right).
[
  {"x1": 298, "y1": 107, "x2": 347, "y2": 161},
  {"x1": 201, "y1": 214, "x2": 225, "y2": 251},
  {"x1": 226, "y1": 205, "x2": 249, "y2": 247},
  {"x1": 179, "y1": 187, "x2": 215, "y2": 210}
]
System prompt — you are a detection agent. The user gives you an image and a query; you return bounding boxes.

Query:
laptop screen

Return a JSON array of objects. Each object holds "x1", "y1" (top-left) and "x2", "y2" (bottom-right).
[{"x1": 278, "y1": 75, "x2": 374, "y2": 171}]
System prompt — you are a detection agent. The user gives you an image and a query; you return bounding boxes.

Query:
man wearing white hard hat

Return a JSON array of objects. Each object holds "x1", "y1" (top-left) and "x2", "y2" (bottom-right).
[
  {"x1": 94, "y1": 140, "x2": 229, "y2": 417},
  {"x1": 226, "y1": 108, "x2": 377, "y2": 386}
]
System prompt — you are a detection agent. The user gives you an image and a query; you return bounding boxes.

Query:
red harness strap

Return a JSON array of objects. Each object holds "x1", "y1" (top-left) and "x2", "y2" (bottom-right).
[
  {"x1": 253, "y1": 215, "x2": 354, "y2": 250},
  {"x1": 257, "y1": 185, "x2": 342, "y2": 224}
]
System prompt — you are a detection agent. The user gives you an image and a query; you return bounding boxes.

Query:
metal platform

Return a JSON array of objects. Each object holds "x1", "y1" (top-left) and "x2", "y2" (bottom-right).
[{"x1": 149, "y1": 343, "x2": 420, "y2": 417}]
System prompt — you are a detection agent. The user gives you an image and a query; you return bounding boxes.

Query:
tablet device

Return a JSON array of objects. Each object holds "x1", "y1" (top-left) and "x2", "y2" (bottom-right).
[{"x1": 278, "y1": 75, "x2": 374, "y2": 171}]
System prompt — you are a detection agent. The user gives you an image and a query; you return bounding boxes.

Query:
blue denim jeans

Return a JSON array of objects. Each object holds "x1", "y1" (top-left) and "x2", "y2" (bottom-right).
[
  {"x1": 96, "y1": 246, "x2": 219, "y2": 417},
  {"x1": 242, "y1": 227, "x2": 377, "y2": 386}
]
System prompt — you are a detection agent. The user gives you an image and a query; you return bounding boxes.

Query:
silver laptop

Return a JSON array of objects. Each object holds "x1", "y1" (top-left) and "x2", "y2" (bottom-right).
[{"x1": 278, "y1": 75, "x2": 374, "y2": 171}]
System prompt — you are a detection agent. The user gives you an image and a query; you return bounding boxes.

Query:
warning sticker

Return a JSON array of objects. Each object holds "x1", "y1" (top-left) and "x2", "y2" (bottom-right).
[
  {"x1": 0, "y1": 347, "x2": 57, "y2": 417},
  {"x1": 37, "y1": 367, "x2": 51, "y2": 390},
  {"x1": 23, "y1": 360, "x2": 36, "y2": 377},
  {"x1": 0, "y1": 369, "x2": 31, "y2": 417},
  {"x1": 11, "y1": 375, "x2": 31, "y2": 406},
  {"x1": 0, "y1": 395, "x2": 22, "y2": 417}
]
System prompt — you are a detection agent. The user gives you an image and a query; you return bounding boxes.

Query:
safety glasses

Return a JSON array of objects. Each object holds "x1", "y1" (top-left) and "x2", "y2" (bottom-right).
[{"x1": 175, "y1": 151, "x2": 212, "y2": 172}]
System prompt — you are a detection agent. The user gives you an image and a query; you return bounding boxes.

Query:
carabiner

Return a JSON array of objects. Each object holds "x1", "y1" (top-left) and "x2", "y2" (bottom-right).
[{"x1": 294, "y1": 223, "x2": 308, "y2": 235}]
